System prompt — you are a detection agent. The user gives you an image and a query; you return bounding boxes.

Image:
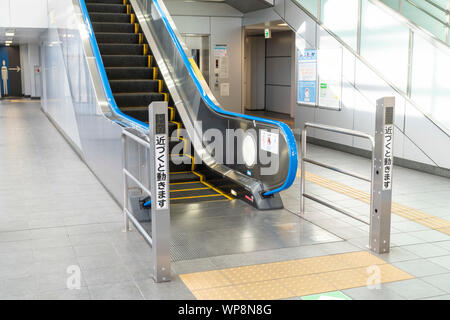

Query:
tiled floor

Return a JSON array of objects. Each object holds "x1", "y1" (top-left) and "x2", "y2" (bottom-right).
[{"x1": 0, "y1": 99, "x2": 449, "y2": 300}]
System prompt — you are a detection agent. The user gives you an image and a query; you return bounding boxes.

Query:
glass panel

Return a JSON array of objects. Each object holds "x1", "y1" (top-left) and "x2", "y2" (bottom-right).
[
  {"x1": 410, "y1": 33, "x2": 450, "y2": 132},
  {"x1": 401, "y1": 0, "x2": 447, "y2": 42},
  {"x1": 294, "y1": 0, "x2": 319, "y2": 18},
  {"x1": 360, "y1": 0, "x2": 410, "y2": 92},
  {"x1": 320, "y1": 0, "x2": 359, "y2": 50},
  {"x1": 380, "y1": 0, "x2": 400, "y2": 10}
]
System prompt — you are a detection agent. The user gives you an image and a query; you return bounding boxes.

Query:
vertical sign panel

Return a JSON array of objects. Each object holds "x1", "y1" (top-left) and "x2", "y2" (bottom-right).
[
  {"x1": 382, "y1": 107, "x2": 394, "y2": 191},
  {"x1": 297, "y1": 49, "x2": 317, "y2": 105}
]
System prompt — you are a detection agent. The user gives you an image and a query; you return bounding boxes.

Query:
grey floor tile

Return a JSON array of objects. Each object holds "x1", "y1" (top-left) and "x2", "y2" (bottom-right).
[
  {"x1": 421, "y1": 294, "x2": 450, "y2": 300},
  {"x1": 392, "y1": 259, "x2": 449, "y2": 277},
  {"x1": 342, "y1": 285, "x2": 406, "y2": 300},
  {"x1": 136, "y1": 277, "x2": 195, "y2": 300},
  {"x1": 83, "y1": 265, "x2": 133, "y2": 286},
  {"x1": 36, "y1": 288, "x2": 91, "y2": 300},
  {"x1": 422, "y1": 274, "x2": 450, "y2": 293},
  {"x1": 402, "y1": 243, "x2": 449, "y2": 258},
  {"x1": 426, "y1": 255, "x2": 450, "y2": 271},
  {"x1": 383, "y1": 279, "x2": 446, "y2": 300},
  {"x1": 89, "y1": 281, "x2": 144, "y2": 300}
]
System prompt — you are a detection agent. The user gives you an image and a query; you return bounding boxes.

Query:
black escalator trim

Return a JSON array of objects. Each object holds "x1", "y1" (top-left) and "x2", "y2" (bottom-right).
[{"x1": 85, "y1": 0, "x2": 232, "y2": 204}]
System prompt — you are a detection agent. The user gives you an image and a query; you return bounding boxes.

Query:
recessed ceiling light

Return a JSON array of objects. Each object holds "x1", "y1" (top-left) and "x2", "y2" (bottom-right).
[
  {"x1": 5, "y1": 43, "x2": 10, "y2": 46},
  {"x1": 278, "y1": 23, "x2": 288, "y2": 27},
  {"x1": 5, "y1": 40, "x2": 12, "y2": 44},
  {"x1": 5, "y1": 32, "x2": 15, "y2": 37}
]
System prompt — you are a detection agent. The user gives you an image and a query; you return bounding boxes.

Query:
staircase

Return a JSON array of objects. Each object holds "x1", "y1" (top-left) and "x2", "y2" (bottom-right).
[{"x1": 85, "y1": 0, "x2": 232, "y2": 204}]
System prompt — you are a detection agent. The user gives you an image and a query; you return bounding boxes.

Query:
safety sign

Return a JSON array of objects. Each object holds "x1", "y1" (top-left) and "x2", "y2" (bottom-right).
[
  {"x1": 260, "y1": 130, "x2": 279, "y2": 155},
  {"x1": 297, "y1": 49, "x2": 317, "y2": 105}
]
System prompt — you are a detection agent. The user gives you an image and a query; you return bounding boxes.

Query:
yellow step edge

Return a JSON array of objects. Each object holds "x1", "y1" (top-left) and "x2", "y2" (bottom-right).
[
  {"x1": 158, "y1": 80, "x2": 163, "y2": 93},
  {"x1": 192, "y1": 171, "x2": 233, "y2": 200},
  {"x1": 123, "y1": 0, "x2": 127, "y2": 5},
  {"x1": 168, "y1": 107, "x2": 175, "y2": 121},
  {"x1": 143, "y1": 43, "x2": 148, "y2": 56},
  {"x1": 135, "y1": 23, "x2": 139, "y2": 34},
  {"x1": 170, "y1": 187, "x2": 210, "y2": 193},
  {"x1": 130, "y1": 13, "x2": 135, "y2": 24},
  {"x1": 148, "y1": 55, "x2": 152, "y2": 68},
  {"x1": 171, "y1": 194, "x2": 225, "y2": 201},
  {"x1": 153, "y1": 66, "x2": 158, "y2": 79},
  {"x1": 139, "y1": 33, "x2": 143, "y2": 45},
  {"x1": 127, "y1": 4, "x2": 131, "y2": 14}
]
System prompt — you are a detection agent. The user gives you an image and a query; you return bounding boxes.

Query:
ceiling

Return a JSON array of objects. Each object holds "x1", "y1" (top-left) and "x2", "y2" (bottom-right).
[
  {"x1": 224, "y1": 0, "x2": 273, "y2": 13},
  {"x1": 179, "y1": 0, "x2": 273, "y2": 13},
  {"x1": 244, "y1": 20, "x2": 291, "y2": 36},
  {"x1": 0, "y1": 28, "x2": 46, "y2": 46}
]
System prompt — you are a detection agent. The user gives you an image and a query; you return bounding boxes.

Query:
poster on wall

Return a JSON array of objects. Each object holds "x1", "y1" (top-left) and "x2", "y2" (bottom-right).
[
  {"x1": 317, "y1": 47, "x2": 342, "y2": 110},
  {"x1": 297, "y1": 49, "x2": 317, "y2": 105},
  {"x1": 214, "y1": 44, "x2": 229, "y2": 79}
]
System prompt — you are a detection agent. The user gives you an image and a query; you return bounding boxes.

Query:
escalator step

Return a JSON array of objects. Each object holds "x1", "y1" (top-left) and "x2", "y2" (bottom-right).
[
  {"x1": 99, "y1": 44, "x2": 144, "y2": 55},
  {"x1": 170, "y1": 195, "x2": 227, "y2": 205},
  {"x1": 86, "y1": 3, "x2": 127, "y2": 14},
  {"x1": 169, "y1": 154, "x2": 193, "y2": 172},
  {"x1": 105, "y1": 67, "x2": 155, "y2": 80},
  {"x1": 114, "y1": 92, "x2": 165, "y2": 108},
  {"x1": 171, "y1": 188, "x2": 221, "y2": 198},
  {"x1": 89, "y1": 13, "x2": 131, "y2": 23},
  {"x1": 103, "y1": 55, "x2": 149, "y2": 68},
  {"x1": 86, "y1": 0, "x2": 124, "y2": 4},
  {"x1": 92, "y1": 22, "x2": 134, "y2": 34},
  {"x1": 170, "y1": 172, "x2": 200, "y2": 183},
  {"x1": 109, "y1": 79, "x2": 159, "y2": 93},
  {"x1": 170, "y1": 181, "x2": 205, "y2": 190},
  {"x1": 95, "y1": 32, "x2": 140, "y2": 44}
]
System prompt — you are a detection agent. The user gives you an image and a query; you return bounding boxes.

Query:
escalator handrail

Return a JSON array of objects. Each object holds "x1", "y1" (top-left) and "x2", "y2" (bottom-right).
[
  {"x1": 79, "y1": 0, "x2": 297, "y2": 196},
  {"x1": 79, "y1": 0, "x2": 149, "y2": 131},
  {"x1": 151, "y1": 0, "x2": 298, "y2": 196}
]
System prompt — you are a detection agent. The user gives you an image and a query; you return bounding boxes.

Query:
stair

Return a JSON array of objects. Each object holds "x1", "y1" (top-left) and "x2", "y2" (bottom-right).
[{"x1": 85, "y1": 0, "x2": 232, "y2": 205}]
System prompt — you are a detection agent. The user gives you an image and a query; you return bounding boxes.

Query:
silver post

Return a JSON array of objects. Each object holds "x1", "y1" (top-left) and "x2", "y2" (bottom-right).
[
  {"x1": 148, "y1": 101, "x2": 171, "y2": 283},
  {"x1": 369, "y1": 97, "x2": 395, "y2": 254},
  {"x1": 122, "y1": 133, "x2": 130, "y2": 232},
  {"x1": 300, "y1": 126, "x2": 307, "y2": 214}
]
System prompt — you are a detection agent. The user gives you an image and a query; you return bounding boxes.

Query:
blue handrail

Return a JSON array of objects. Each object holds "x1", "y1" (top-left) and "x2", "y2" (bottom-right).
[
  {"x1": 79, "y1": 0, "x2": 149, "y2": 131},
  {"x1": 78, "y1": 0, "x2": 298, "y2": 196},
  {"x1": 152, "y1": 0, "x2": 298, "y2": 196}
]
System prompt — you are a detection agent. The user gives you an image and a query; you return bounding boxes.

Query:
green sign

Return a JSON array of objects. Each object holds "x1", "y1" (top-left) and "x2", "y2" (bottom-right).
[
  {"x1": 301, "y1": 291, "x2": 352, "y2": 300},
  {"x1": 265, "y1": 28, "x2": 271, "y2": 39}
]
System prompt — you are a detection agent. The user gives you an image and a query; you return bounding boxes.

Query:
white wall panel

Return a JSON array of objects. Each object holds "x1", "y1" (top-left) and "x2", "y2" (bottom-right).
[
  {"x1": 0, "y1": 0, "x2": 11, "y2": 28},
  {"x1": 10, "y1": 0, "x2": 48, "y2": 28},
  {"x1": 172, "y1": 16, "x2": 210, "y2": 35}
]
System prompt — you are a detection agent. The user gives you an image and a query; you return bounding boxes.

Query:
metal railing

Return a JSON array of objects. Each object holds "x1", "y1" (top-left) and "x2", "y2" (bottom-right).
[
  {"x1": 300, "y1": 123, "x2": 375, "y2": 225},
  {"x1": 121, "y1": 101, "x2": 171, "y2": 282}
]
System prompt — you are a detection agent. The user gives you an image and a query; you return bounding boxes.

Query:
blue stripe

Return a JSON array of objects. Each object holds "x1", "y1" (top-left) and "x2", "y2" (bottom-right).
[
  {"x1": 79, "y1": 0, "x2": 149, "y2": 132},
  {"x1": 152, "y1": 0, "x2": 298, "y2": 196},
  {"x1": 79, "y1": 0, "x2": 297, "y2": 196}
]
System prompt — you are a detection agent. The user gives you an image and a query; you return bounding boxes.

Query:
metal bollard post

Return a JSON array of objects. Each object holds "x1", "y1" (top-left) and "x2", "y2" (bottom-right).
[
  {"x1": 300, "y1": 127, "x2": 307, "y2": 214},
  {"x1": 369, "y1": 97, "x2": 395, "y2": 254},
  {"x1": 122, "y1": 133, "x2": 130, "y2": 232},
  {"x1": 148, "y1": 101, "x2": 171, "y2": 283}
]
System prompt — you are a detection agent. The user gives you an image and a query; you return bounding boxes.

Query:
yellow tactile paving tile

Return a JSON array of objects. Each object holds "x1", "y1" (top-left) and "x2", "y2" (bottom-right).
[
  {"x1": 179, "y1": 270, "x2": 231, "y2": 290},
  {"x1": 375, "y1": 264, "x2": 414, "y2": 283},
  {"x1": 321, "y1": 268, "x2": 369, "y2": 290},
  {"x1": 180, "y1": 251, "x2": 415, "y2": 300},
  {"x1": 300, "y1": 170, "x2": 450, "y2": 235},
  {"x1": 279, "y1": 274, "x2": 337, "y2": 297},
  {"x1": 336, "y1": 251, "x2": 386, "y2": 268},
  {"x1": 235, "y1": 280, "x2": 293, "y2": 300},
  {"x1": 193, "y1": 286, "x2": 246, "y2": 300}
]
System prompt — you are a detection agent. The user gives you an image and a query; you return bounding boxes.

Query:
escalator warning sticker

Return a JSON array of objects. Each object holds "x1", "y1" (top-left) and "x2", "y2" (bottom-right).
[
  {"x1": 260, "y1": 130, "x2": 279, "y2": 155},
  {"x1": 155, "y1": 134, "x2": 169, "y2": 210}
]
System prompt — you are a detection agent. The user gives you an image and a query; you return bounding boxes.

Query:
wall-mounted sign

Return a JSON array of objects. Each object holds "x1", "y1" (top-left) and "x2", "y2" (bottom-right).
[
  {"x1": 297, "y1": 49, "x2": 317, "y2": 105},
  {"x1": 260, "y1": 130, "x2": 279, "y2": 155},
  {"x1": 214, "y1": 44, "x2": 229, "y2": 79},
  {"x1": 264, "y1": 28, "x2": 271, "y2": 39}
]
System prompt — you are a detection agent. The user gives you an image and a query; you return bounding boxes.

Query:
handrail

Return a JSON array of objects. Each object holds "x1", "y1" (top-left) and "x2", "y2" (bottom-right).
[
  {"x1": 300, "y1": 122, "x2": 375, "y2": 225},
  {"x1": 79, "y1": 0, "x2": 148, "y2": 131},
  {"x1": 151, "y1": 0, "x2": 298, "y2": 196},
  {"x1": 79, "y1": 0, "x2": 298, "y2": 197},
  {"x1": 404, "y1": 0, "x2": 449, "y2": 27}
]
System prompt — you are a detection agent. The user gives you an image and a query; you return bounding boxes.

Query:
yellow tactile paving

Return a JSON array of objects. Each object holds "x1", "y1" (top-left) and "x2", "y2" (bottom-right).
[
  {"x1": 193, "y1": 286, "x2": 246, "y2": 300},
  {"x1": 301, "y1": 170, "x2": 450, "y2": 236},
  {"x1": 336, "y1": 251, "x2": 386, "y2": 268},
  {"x1": 236, "y1": 280, "x2": 294, "y2": 300},
  {"x1": 180, "y1": 251, "x2": 415, "y2": 300},
  {"x1": 279, "y1": 274, "x2": 337, "y2": 296},
  {"x1": 179, "y1": 270, "x2": 231, "y2": 290}
]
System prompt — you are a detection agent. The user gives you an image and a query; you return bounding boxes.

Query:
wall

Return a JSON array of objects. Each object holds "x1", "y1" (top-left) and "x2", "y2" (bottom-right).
[
  {"x1": 164, "y1": 0, "x2": 244, "y2": 113},
  {"x1": 0, "y1": 0, "x2": 48, "y2": 28},
  {"x1": 265, "y1": 31, "x2": 293, "y2": 115},
  {"x1": 264, "y1": 0, "x2": 450, "y2": 171}
]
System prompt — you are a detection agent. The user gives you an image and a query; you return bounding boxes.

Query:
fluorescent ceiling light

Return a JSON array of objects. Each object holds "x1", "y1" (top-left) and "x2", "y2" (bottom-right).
[
  {"x1": 5, "y1": 43, "x2": 10, "y2": 46},
  {"x1": 278, "y1": 23, "x2": 288, "y2": 26},
  {"x1": 5, "y1": 31, "x2": 15, "y2": 37},
  {"x1": 5, "y1": 40, "x2": 12, "y2": 44}
]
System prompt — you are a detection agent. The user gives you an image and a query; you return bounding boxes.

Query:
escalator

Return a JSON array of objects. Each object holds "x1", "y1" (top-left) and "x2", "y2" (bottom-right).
[
  {"x1": 86, "y1": 0, "x2": 232, "y2": 205},
  {"x1": 77, "y1": 0, "x2": 298, "y2": 210}
]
